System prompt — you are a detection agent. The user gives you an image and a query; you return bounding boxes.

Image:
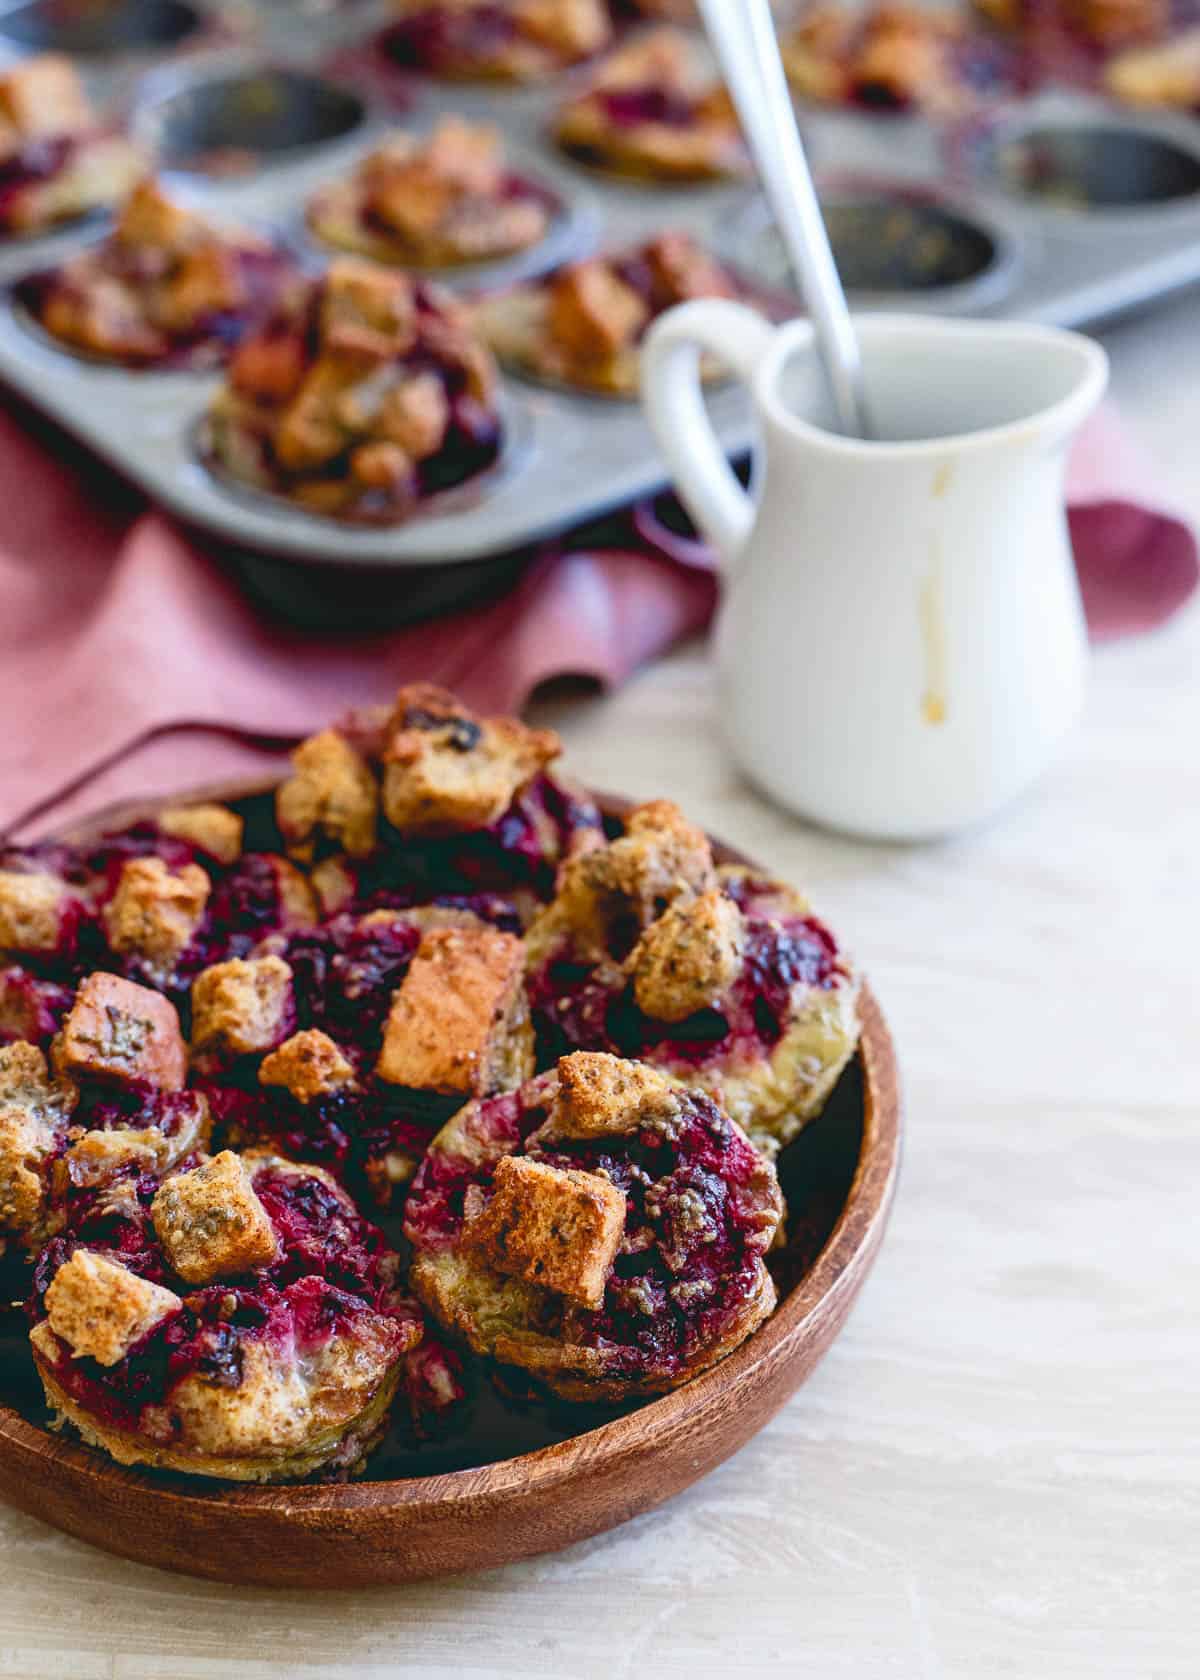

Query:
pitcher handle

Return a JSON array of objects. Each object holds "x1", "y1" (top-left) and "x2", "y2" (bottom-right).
[{"x1": 640, "y1": 299, "x2": 777, "y2": 563}]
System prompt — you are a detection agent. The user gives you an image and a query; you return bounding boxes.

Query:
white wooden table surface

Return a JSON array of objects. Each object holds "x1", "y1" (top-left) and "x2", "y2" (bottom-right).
[{"x1": 2, "y1": 294, "x2": 1198, "y2": 1680}]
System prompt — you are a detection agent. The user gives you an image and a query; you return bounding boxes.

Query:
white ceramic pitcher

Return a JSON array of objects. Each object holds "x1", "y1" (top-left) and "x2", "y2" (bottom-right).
[{"x1": 640, "y1": 307, "x2": 1108, "y2": 840}]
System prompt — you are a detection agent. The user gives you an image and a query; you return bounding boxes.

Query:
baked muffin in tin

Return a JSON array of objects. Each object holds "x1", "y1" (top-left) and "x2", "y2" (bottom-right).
[
  {"x1": 553, "y1": 28, "x2": 746, "y2": 182},
  {"x1": 307, "y1": 117, "x2": 556, "y2": 271},
  {"x1": 203, "y1": 261, "x2": 505, "y2": 523},
  {"x1": 0, "y1": 56, "x2": 142, "y2": 239},
  {"x1": 23, "y1": 178, "x2": 293, "y2": 368},
  {"x1": 476, "y1": 231, "x2": 742, "y2": 398},
  {"x1": 380, "y1": 0, "x2": 612, "y2": 82}
]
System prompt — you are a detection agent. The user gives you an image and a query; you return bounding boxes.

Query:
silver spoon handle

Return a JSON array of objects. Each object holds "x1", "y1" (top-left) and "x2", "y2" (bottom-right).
[{"x1": 697, "y1": 0, "x2": 873, "y2": 438}]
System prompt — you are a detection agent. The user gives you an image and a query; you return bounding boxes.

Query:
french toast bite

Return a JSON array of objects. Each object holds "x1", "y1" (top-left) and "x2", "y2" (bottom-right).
[
  {"x1": 308, "y1": 117, "x2": 553, "y2": 270},
  {"x1": 25, "y1": 178, "x2": 292, "y2": 367},
  {"x1": 526, "y1": 813, "x2": 860, "y2": 1151},
  {"x1": 553, "y1": 29, "x2": 746, "y2": 182},
  {"x1": 478, "y1": 229, "x2": 758, "y2": 398},
  {"x1": 28, "y1": 1151, "x2": 424, "y2": 1482},
  {"x1": 205, "y1": 262, "x2": 503, "y2": 524},
  {"x1": 406, "y1": 1052, "x2": 783, "y2": 1400}
]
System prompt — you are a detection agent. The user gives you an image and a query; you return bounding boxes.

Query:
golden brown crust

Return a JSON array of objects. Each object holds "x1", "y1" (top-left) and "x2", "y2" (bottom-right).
[
  {"x1": 190, "y1": 956, "x2": 294, "y2": 1059},
  {"x1": 307, "y1": 117, "x2": 549, "y2": 270},
  {"x1": 43, "y1": 1250, "x2": 180, "y2": 1366},
  {"x1": 462, "y1": 1154, "x2": 626, "y2": 1309},
  {"x1": 626, "y1": 886, "x2": 745, "y2": 1023},
  {"x1": 376, "y1": 924, "x2": 529, "y2": 1094},
  {"x1": 150, "y1": 1151, "x2": 279, "y2": 1284},
  {"x1": 55, "y1": 972, "x2": 187, "y2": 1092},
  {"x1": 381, "y1": 684, "x2": 560, "y2": 836},
  {"x1": 157, "y1": 803, "x2": 244, "y2": 865},
  {"x1": 102, "y1": 857, "x2": 210, "y2": 987},
  {"x1": 31, "y1": 1331, "x2": 404, "y2": 1483},
  {"x1": 259, "y1": 1029, "x2": 357, "y2": 1104},
  {"x1": 411, "y1": 1245, "x2": 778, "y2": 1404},
  {"x1": 275, "y1": 728, "x2": 379, "y2": 862}
]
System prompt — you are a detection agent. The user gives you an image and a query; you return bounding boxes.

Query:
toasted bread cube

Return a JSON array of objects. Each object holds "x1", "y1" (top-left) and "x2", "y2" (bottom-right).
[
  {"x1": 155, "y1": 240, "x2": 246, "y2": 333},
  {"x1": 229, "y1": 327, "x2": 307, "y2": 404},
  {"x1": 463, "y1": 1154, "x2": 625, "y2": 1309},
  {"x1": 44, "y1": 1250, "x2": 180, "y2": 1366},
  {"x1": 377, "y1": 925, "x2": 527, "y2": 1095},
  {"x1": 0, "y1": 55, "x2": 93, "y2": 138},
  {"x1": 274, "y1": 358, "x2": 364, "y2": 473},
  {"x1": 0, "y1": 1042, "x2": 76, "y2": 1233},
  {"x1": 321, "y1": 258, "x2": 416, "y2": 360},
  {"x1": 424, "y1": 115, "x2": 504, "y2": 191},
  {"x1": 103, "y1": 857, "x2": 210, "y2": 986},
  {"x1": 548, "y1": 262, "x2": 649, "y2": 361},
  {"x1": 264, "y1": 855, "x2": 318, "y2": 930},
  {"x1": 309, "y1": 856, "x2": 356, "y2": 917},
  {"x1": 369, "y1": 159, "x2": 457, "y2": 241},
  {"x1": 56, "y1": 973, "x2": 187, "y2": 1091},
  {"x1": 645, "y1": 233, "x2": 735, "y2": 305},
  {"x1": 276, "y1": 729, "x2": 379, "y2": 862},
  {"x1": 157, "y1": 802, "x2": 244, "y2": 866},
  {"x1": 377, "y1": 372, "x2": 450, "y2": 460},
  {"x1": 548, "y1": 1051, "x2": 679, "y2": 1140},
  {"x1": 381, "y1": 684, "x2": 559, "y2": 835},
  {"x1": 557, "y1": 799, "x2": 715, "y2": 956},
  {"x1": 0, "y1": 869, "x2": 73, "y2": 956},
  {"x1": 114, "y1": 177, "x2": 196, "y2": 250},
  {"x1": 259, "y1": 1029, "x2": 356, "y2": 1105},
  {"x1": 627, "y1": 887, "x2": 745, "y2": 1023},
  {"x1": 151, "y1": 1151, "x2": 279, "y2": 1285},
  {"x1": 190, "y1": 957, "x2": 294, "y2": 1058}
]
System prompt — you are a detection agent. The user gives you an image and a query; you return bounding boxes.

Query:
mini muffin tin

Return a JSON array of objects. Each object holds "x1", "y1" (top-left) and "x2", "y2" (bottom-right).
[{"x1": 0, "y1": 6, "x2": 1199, "y2": 612}]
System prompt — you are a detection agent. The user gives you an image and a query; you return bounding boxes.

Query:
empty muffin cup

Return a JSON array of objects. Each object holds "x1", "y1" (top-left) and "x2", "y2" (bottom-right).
[
  {"x1": 985, "y1": 122, "x2": 1200, "y2": 209},
  {"x1": 739, "y1": 189, "x2": 1014, "y2": 305},
  {"x1": 0, "y1": 0, "x2": 200, "y2": 54},
  {"x1": 135, "y1": 69, "x2": 366, "y2": 177}
]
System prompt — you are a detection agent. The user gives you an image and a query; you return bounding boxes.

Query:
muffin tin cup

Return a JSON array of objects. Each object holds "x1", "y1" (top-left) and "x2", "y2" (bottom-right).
[
  {"x1": 1, "y1": 23, "x2": 1200, "y2": 602},
  {"x1": 953, "y1": 92, "x2": 1200, "y2": 225},
  {"x1": 0, "y1": 0, "x2": 203, "y2": 56},
  {"x1": 727, "y1": 179, "x2": 1023, "y2": 316}
]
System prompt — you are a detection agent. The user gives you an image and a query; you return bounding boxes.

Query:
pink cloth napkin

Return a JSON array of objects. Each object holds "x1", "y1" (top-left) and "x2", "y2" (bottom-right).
[{"x1": 0, "y1": 394, "x2": 1194, "y2": 839}]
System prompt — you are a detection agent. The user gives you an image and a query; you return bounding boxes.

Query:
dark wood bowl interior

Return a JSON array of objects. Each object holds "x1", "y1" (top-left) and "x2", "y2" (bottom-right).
[{"x1": 0, "y1": 782, "x2": 901, "y2": 1586}]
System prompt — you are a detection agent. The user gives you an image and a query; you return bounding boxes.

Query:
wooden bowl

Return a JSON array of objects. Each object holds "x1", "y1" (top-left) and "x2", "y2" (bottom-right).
[{"x1": 0, "y1": 784, "x2": 902, "y2": 1586}]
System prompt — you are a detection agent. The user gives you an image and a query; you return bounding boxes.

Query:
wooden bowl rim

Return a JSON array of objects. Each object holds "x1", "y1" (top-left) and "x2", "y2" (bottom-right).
[{"x1": 0, "y1": 779, "x2": 902, "y2": 1525}]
